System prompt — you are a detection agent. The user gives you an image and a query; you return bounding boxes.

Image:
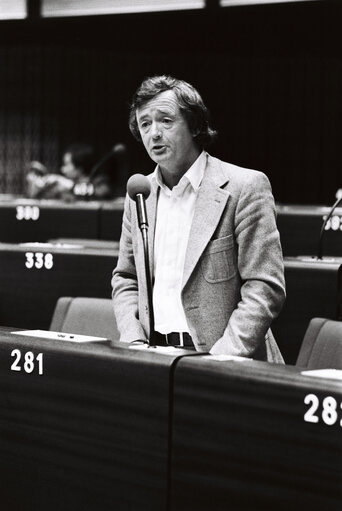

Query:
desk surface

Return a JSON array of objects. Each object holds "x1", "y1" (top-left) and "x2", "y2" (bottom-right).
[
  {"x1": 0, "y1": 329, "x2": 340, "y2": 510},
  {"x1": 0, "y1": 197, "x2": 125, "y2": 243},
  {"x1": 277, "y1": 204, "x2": 342, "y2": 216},
  {"x1": 171, "y1": 355, "x2": 342, "y2": 511},
  {"x1": 2, "y1": 198, "x2": 342, "y2": 255},
  {"x1": 0, "y1": 328, "x2": 194, "y2": 511},
  {"x1": 276, "y1": 204, "x2": 342, "y2": 257},
  {"x1": 0, "y1": 242, "x2": 118, "y2": 330},
  {"x1": 0, "y1": 198, "x2": 103, "y2": 242}
]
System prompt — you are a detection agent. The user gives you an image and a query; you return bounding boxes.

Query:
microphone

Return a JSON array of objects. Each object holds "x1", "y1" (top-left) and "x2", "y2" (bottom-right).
[
  {"x1": 317, "y1": 196, "x2": 342, "y2": 259},
  {"x1": 126, "y1": 173, "x2": 155, "y2": 347},
  {"x1": 127, "y1": 174, "x2": 151, "y2": 230},
  {"x1": 74, "y1": 144, "x2": 127, "y2": 199},
  {"x1": 89, "y1": 144, "x2": 125, "y2": 181}
]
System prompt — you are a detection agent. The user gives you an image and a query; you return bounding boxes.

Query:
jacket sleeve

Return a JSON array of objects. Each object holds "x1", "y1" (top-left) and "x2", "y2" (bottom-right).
[
  {"x1": 111, "y1": 194, "x2": 147, "y2": 343},
  {"x1": 209, "y1": 172, "x2": 286, "y2": 356}
]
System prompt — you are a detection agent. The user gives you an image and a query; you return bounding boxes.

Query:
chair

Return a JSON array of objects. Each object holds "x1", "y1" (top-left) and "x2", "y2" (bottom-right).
[
  {"x1": 296, "y1": 317, "x2": 342, "y2": 369},
  {"x1": 50, "y1": 296, "x2": 120, "y2": 341}
]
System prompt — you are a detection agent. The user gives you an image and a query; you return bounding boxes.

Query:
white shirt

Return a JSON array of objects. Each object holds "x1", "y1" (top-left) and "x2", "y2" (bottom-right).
[{"x1": 152, "y1": 151, "x2": 207, "y2": 334}]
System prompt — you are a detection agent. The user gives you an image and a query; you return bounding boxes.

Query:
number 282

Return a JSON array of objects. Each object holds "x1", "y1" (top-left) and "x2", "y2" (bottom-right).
[{"x1": 304, "y1": 394, "x2": 342, "y2": 426}]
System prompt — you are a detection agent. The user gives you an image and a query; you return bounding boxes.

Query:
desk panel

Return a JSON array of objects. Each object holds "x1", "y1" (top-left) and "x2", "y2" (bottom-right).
[
  {"x1": 0, "y1": 330, "x2": 192, "y2": 510},
  {"x1": 277, "y1": 204, "x2": 342, "y2": 257},
  {"x1": 99, "y1": 201, "x2": 124, "y2": 240},
  {"x1": 171, "y1": 357, "x2": 342, "y2": 511},
  {"x1": 0, "y1": 243, "x2": 118, "y2": 329},
  {"x1": 0, "y1": 199, "x2": 101, "y2": 243},
  {"x1": 272, "y1": 257, "x2": 342, "y2": 364}
]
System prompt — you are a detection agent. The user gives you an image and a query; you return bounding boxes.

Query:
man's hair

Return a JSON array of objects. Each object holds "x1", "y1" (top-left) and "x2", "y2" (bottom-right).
[
  {"x1": 64, "y1": 143, "x2": 96, "y2": 175},
  {"x1": 129, "y1": 75, "x2": 217, "y2": 149}
]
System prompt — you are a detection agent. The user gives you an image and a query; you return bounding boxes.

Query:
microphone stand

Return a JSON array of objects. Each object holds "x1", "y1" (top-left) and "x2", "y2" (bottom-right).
[
  {"x1": 317, "y1": 196, "x2": 342, "y2": 259},
  {"x1": 135, "y1": 193, "x2": 156, "y2": 347}
]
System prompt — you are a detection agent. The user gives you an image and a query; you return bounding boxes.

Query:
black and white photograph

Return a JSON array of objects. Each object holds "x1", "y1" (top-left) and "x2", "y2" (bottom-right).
[{"x1": 0, "y1": 0, "x2": 341, "y2": 509}]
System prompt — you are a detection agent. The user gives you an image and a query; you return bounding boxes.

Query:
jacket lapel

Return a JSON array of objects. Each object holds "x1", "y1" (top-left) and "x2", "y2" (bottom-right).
[{"x1": 182, "y1": 157, "x2": 230, "y2": 290}]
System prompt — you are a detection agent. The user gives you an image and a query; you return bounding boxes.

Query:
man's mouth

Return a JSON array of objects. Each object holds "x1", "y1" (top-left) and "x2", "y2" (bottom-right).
[{"x1": 152, "y1": 145, "x2": 166, "y2": 153}]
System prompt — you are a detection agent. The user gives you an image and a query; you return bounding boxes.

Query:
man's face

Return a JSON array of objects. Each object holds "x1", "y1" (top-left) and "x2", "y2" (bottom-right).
[{"x1": 136, "y1": 90, "x2": 198, "y2": 176}]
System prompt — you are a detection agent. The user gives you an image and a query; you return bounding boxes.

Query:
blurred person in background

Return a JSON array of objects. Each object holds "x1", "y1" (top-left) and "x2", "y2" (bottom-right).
[{"x1": 26, "y1": 142, "x2": 127, "y2": 200}]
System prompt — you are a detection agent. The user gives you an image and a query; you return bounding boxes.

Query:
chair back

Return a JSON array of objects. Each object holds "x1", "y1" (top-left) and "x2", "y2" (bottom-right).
[
  {"x1": 50, "y1": 296, "x2": 119, "y2": 341},
  {"x1": 296, "y1": 317, "x2": 342, "y2": 369}
]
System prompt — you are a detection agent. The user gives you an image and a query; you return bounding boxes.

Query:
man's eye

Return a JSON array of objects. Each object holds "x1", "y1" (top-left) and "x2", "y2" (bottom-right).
[
  {"x1": 163, "y1": 118, "x2": 172, "y2": 124},
  {"x1": 140, "y1": 121, "x2": 150, "y2": 129}
]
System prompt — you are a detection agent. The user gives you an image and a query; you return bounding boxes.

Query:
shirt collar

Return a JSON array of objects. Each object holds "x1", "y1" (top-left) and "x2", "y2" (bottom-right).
[{"x1": 151, "y1": 150, "x2": 207, "y2": 193}]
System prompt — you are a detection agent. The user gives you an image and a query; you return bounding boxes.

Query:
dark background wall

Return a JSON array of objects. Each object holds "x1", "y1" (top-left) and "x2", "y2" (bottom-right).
[{"x1": 0, "y1": 0, "x2": 340, "y2": 204}]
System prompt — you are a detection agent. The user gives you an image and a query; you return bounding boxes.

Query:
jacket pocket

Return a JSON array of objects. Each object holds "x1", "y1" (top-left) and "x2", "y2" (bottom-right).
[{"x1": 200, "y1": 234, "x2": 237, "y2": 283}]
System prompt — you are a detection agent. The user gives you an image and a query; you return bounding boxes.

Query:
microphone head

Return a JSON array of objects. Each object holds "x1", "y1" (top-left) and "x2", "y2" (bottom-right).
[
  {"x1": 127, "y1": 174, "x2": 151, "y2": 200},
  {"x1": 112, "y1": 143, "x2": 127, "y2": 155}
]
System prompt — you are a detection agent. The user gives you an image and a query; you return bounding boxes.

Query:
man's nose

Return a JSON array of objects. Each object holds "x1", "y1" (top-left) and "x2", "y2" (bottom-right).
[{"x1": 151, "y1": 122, "x2": 162, "y2": 139}]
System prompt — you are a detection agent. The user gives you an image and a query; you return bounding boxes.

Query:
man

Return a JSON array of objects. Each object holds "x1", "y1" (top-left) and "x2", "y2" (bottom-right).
[{"x1": 112, "y1": 75, "x2": 286, "y2": 362}]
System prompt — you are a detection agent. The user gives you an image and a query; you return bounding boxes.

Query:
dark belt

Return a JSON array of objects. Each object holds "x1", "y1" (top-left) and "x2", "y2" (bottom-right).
[{"x1": 154, "y1": 331, "x2": 195, "y2": 349}]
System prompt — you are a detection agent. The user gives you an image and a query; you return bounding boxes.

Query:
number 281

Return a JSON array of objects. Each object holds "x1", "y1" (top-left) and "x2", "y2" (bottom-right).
[{"x1": 11, "y1": 349, "x2": 43, "y2": 375}]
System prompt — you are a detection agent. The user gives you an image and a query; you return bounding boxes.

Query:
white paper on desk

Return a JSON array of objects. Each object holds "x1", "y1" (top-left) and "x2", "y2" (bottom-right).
[
  {"x1": 19, "y1": 242, "x2": 56, "y2": 247},
  {"x1": 12, "y1": 329, "x2": 108, "y2": 343},
  {"x1": 301, "y1": 368, "x2": 342, "y2": 381},
  {"x1": 203, "y1": 355, "x2": 251, "y2": 362},
  {"x1": 129, "y1": 344, "x2": 184, "y2": 355},
  {"x1": 19, "y1": 242, "x2": 83, "y2": 249}
]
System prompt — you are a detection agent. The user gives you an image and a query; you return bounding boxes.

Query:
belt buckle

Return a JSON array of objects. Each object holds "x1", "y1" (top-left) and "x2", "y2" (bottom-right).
[
  {"x1": 166, "y1": 333, "x2": 174, "y2": 346},
  {"x1": 166, "y1": 332, "x2": 183, "y2": 347}
]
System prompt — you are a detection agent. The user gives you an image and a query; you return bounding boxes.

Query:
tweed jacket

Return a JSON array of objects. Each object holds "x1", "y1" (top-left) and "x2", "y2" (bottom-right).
[{"x1": 112, "y1": 154, "x2": 286, "y2": 362}]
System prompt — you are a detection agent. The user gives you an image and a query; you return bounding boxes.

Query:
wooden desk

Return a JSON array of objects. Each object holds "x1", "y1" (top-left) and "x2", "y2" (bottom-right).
[
  {"x1": 0, "y1": 198, "x2": 101, "y2": 243},
  {"x1": 0, "y1": 329, "x2": 340, "y2": 511},
  {"x1": 277, "y1": 204, "x2": 342, "y2": 257},
  {"x1": 171, "y1": 356, "x2": 342, "y2": 511},
  {"x1": 272, "y1": 257, "x2": 342, "y2": 364},
  {"x1": 3, "y1": 200, "x2": 342, "y2": 255},
  {"x1": 0, "y1": 329, "x2": 193, "y2": 511},
  {"x1": 99, "y1": 200, "x2": 124, "y2": 240},
  {"x1": 0, "y1": 242, "x2": 118, "y2": 330}
]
